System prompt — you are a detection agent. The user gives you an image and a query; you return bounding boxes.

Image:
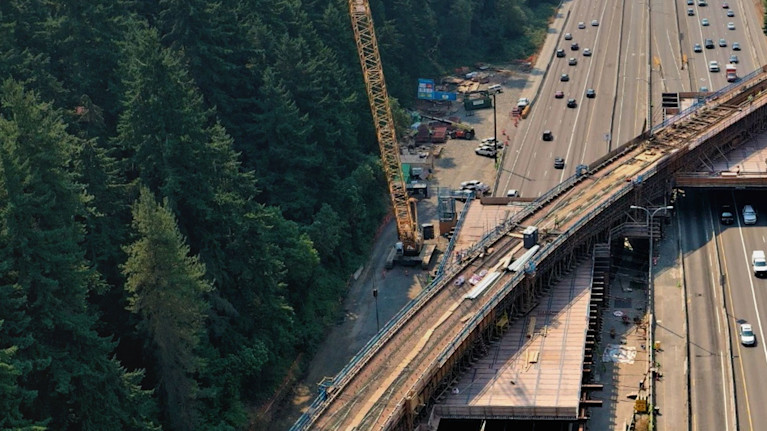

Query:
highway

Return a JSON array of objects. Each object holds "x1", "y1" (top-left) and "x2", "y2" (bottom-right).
[
  {"x1": 712, "y1": 189, "x2": 767, "y2": 431},
  {"x1": 497, "y1": 0, "x2": 767, "y2": 200},
  {"x1": 678, "y1": 191, "x2": 735, "y2": 431},
  {"x1": 498, "y1": 0, "x2": 649, "y2": 197}
]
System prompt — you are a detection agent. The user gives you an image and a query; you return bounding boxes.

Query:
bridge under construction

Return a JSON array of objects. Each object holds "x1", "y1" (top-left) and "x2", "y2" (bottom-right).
[{"x1": 291, "y1": 67, "x2": 767, "y2": 431}]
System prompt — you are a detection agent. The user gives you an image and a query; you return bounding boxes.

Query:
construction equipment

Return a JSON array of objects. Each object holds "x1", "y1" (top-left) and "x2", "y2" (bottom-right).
[
  {"x1": 349, "y1": 0, "x2": 435, "y2": 269},
  {"x1": 464, "y1": 90, "x2": 493, "y2": 111},
  {"x1": 420, "y1": 114, "x2": 476, "y2": 140}
]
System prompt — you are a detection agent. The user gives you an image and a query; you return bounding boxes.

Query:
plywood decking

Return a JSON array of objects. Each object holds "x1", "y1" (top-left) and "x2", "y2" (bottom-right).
[{"x1": 434, "y1": 263, "x2": 592, "y2": 420}]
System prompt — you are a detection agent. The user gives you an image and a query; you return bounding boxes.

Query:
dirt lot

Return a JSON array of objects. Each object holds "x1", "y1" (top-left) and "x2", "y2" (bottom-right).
[{"x1": 269, "y1": 71, "x2": 531, "y2": 430}]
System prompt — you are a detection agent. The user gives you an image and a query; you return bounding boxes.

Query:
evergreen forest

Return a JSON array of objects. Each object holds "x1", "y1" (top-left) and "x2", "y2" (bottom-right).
[{"x1": 0, "y1": 0, "x2": 558, "y2": 429}]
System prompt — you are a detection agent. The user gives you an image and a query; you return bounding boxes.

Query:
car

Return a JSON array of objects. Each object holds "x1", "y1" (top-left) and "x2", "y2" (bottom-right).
[
  {"x1": 722, "y1": 1, "x2": 729, "y2": 7},
  {"x1": 719, "y1": 38, "x2": 727, "y2": 47},
  {"x1": 700, "y1": 86, "x2": 709, "y2": 92},
  {"x1": 694, "y1": 43, "x2": 702, "y2": 52},
  {"x1": 705, "y1": 38, "x2": 715, "y2": 49},
  {"x1": 578, "y1": 21, "x2": 586, "y2": 29},
  {"x1": 729, "y1": 54, "x2": 739, "y2": 63},
  {"x1": 475, "y1": 146, "x2": 497, "y2": 157},
  {"x1": 517, "y1": 97, "x2": 530, "y2": 108},
  {"x1": 568, "y1": 57, "x2": 578, "y2": 66},
  {"x1": 698, "y1": 0, "x2": 707, "y2": 5},
  {"x1": 567, "y1": 98, "x2": 577, "y2": 108},
  {"x1": 721, "y1": 204, "x2": 734, "y2": 224},
  {"x1": 709, "y1": 60, "x2": 720, "y2": 72},
  {"x1": 481, "y1": 137, "x2": 498, "y2": 144},
  {"x1": 591, "y1": 19, "x2": 599, "y2": 26},
  {"x1": 554, "y1": 90, "x2": 565, "y2": 98},
  {"x1": 460, "y1": 180, "x2": 481, "y2": 190},
  {"x1": 701, "y1": 18, "x2": 709, "y2": 26},
  {"x1": 453, "y1": 189, "x2": 474, "y2": 202},
  {"x1": 586, "y1": 88, "x2": 596, "y2": 98},
  {"x1": 506, "y1": 189, "x2": 520, "y2": 198},
  {"x1": 554, "y1": 157, "x2": 565, "y2": 169},
  {"x1": 561, "y1": 73, "x2": 570, "y2": 81},
  {"x1": 564, "y1": 32, "x2": 573, "y2": 40},
  {"x1": 583, "y1": 48, "x2": 592, "y2": 56},
  {"x1": 687, "y1": 8, "x2": 695, "y2": 15},
  {"x1": 475, "y1": 183, "x2": 491, "y2": 194},
  {"x1": 542, "y1": 130, "x2": 554, "y2": 141},
  {"x1": 687, "y1": 0, "x2": 694, "y2": 4},
  {"x1": 571, "y1": 42, "x2": 580, "y2": 50},
  {"x1": 727, "y1": 22, "x2": 735, "y2": 30},
  {"x1": 733, "y1": 42, "x2": 741, "y2": 50},
  {"x1": 743, "y1": 204, "x2": 757, "y2": 224},
  {"x1": 727, "y1": 9, "x2": 734, "y2": 16},
  {"x1": 740, "y1": 323, "x2": 755, "y2": 346},
  {"x1": 556, "y1": 48, "x2": 566, "y2": 57}
]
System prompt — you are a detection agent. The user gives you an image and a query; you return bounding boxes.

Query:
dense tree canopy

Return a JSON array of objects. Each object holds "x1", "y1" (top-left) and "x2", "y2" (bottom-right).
[{"x1": 0, "y1": 0, "x2": 554, "y2": 429}]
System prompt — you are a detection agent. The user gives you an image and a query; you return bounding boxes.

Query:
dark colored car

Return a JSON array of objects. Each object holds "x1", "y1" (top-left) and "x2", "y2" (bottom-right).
[
  {"x1": 567, "y1": 98, "x2": 577, "y2": 108},
  {"x1": 569, "y1": 57, "x2": 578, "y2": 66},
  {"x1": 555, "y1": 90, "x2": 565, "y2": 98},
  {"x1": 571, "y1": 42, "x2": 580, "y2": 50},
  {"x1": 556, "y1": 48, "x2": 566, "y2": 57},
  {"x1": 705, "y1": 38, "x2": 715, "y2": 49},
  {"x1": 586, "y1": 88, "x2": 596, "y2": 98},
  {"x1": 561, "y1": 73, "x2": 570, "y2": 82},
  {"x1": 542, "y1": 130, "x2": 553, "y2": 141},
  {"x1": 721, "y1": 205, "x2": 734, "y2": 224},
  {"x1": 554, "y1": 157, "x2": 565, "y2": 169}
]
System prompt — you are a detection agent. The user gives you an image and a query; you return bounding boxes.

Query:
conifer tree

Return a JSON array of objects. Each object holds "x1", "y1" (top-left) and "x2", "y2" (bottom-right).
[
  {"x1": 0, "y1": 79, "x2": 158, "y2": 430},
  {"x1": 123, "y1": 187, "x2": 212, "y2": 431}
]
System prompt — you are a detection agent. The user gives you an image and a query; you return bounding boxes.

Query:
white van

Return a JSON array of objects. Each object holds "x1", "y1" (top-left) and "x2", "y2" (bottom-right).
[
  {"x1": 488, "y1": 84, "x2": 503, "y2": 94},
  {"x1": 752, "y1": 250, "x2": 767, "y2": 276}
]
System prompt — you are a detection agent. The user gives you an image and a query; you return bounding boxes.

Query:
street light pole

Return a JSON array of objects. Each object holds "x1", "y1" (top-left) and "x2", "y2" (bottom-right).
[
  {"x1": 492, "y1": 93, "x2": 498, "y2": 163},
  {"x1": 373, "y1": 288, "x2": 380, "y2": 333},
  {"x1": 630, "y1": 204, "x2": 672, "y2": 419}
]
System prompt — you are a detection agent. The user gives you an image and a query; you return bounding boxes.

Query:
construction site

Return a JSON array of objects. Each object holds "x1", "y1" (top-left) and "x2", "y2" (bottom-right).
[{"x1": 283, "y1": 1, "x2": 767, "y2": 430}]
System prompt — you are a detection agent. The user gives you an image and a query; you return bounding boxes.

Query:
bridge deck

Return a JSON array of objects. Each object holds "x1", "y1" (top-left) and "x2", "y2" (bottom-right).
[
  {"x1": 433, "y1": 263, "x2": 592, "y2": 421},
  {"x1": 306, "y1": 70, "x2": 767, "y2": 431}
]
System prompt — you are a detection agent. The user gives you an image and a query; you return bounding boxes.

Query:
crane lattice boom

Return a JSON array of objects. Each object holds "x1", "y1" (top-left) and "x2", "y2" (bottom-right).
[{"x1": 349, "y1": 0, "x2": 419, "y2": 254}]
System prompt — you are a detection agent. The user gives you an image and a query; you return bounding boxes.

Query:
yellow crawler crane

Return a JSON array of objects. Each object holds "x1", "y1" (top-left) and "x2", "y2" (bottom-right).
[{"x1": 349, "y1": 0, "x2": 434, "y2": 268}]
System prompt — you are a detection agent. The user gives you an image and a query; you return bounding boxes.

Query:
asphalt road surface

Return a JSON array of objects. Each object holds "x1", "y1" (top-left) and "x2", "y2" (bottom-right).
[
  {"x1": 712, "y1": 189, "x2": 767, "y2": 431},
  {"x1": 497, "y1": 0, "x2": 767, "y2": 199},
  {"x1": 679, "y1": 191, "x2": 735, "y2": 431}
]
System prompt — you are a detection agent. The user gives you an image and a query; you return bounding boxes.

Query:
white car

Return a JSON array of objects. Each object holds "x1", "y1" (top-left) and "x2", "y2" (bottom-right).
[
  {"x1": 460, "y1": 180, "x2": 481, "y2": 189},
  {"x1": 506, "y1": 189, "x2": 520, "y2": 198},
  {"x1": 701, "y1": 18, "x2": 710, "y2": 26},
  {"x1": 727, "y1": 22, "x2": 735, "y2": 30},
  {"x1": 709, "y1": 60, "x2": 720, "y2": 72},
  {"x1": 517, "y1": 97, "x2": 530, "y2": 108},
  {"x1": 740, "y1": 323, "x2": 756, "y2": 346},
  {"x1": 475, "y1": 146, "x2": 497, "y2": 157},
  {"x1": 743, "y1": 205, "x2": 757, "y2": 224}
]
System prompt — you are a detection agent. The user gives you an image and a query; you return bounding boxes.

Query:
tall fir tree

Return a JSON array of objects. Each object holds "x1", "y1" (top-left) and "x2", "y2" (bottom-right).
[
  {"x1": 123, "y1": 187, "x2": 212, "y2": 431},
  {"x1": 0, "y1": 79, "x2": 158, "y2": 430}
]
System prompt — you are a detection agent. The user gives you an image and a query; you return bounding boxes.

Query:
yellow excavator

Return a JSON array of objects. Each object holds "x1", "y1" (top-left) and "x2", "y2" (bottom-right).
[{"x1": 348, "y1": 0, "x2": 435, "y2": 269}]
